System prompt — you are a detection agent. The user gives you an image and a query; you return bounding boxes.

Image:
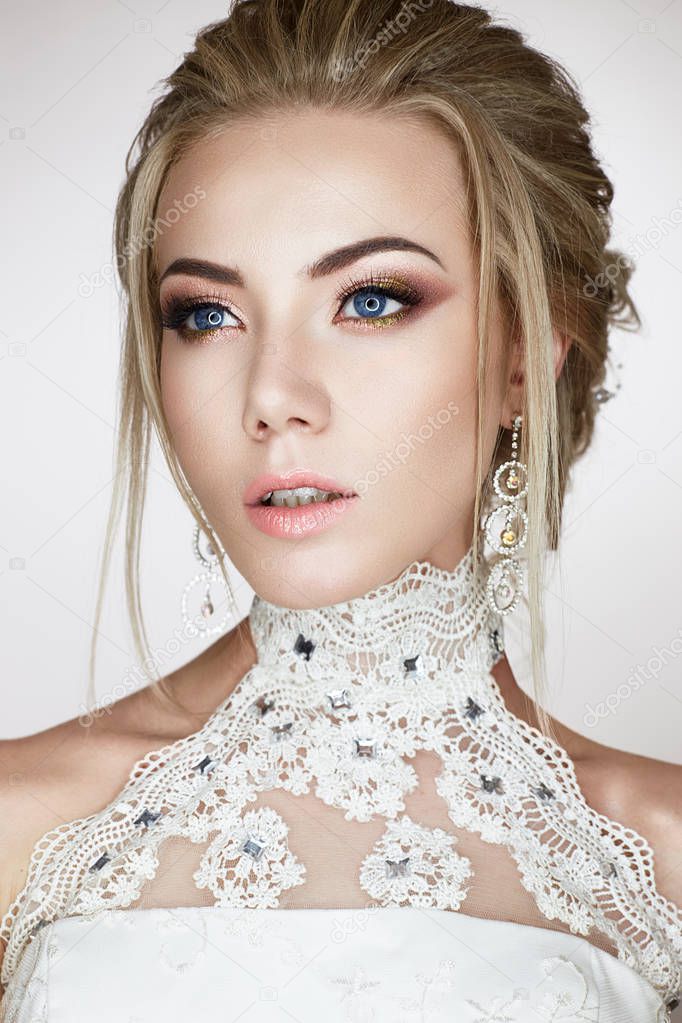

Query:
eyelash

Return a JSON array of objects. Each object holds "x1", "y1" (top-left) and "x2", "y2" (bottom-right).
[{"x1": 159, "y1": 271, "x2": 424, "y2": 344}]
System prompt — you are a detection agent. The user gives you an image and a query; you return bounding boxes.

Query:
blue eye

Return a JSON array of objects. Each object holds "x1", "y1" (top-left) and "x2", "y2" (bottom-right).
[
  {"x1": 183, "y1": 303, "x2": 238, "y2": 332},
  {"x1": 161, "y1": 296, "x2": 240, "y2": 342},
  {"x1": 339, "y1": 286, "x2": 407, "y2": 320},
  {"x1": 161, "y1": 273, "x2": 424, "y2": 344},
  {"x1": 335, "y1": 275, "x2": 423, "y2": 328}
]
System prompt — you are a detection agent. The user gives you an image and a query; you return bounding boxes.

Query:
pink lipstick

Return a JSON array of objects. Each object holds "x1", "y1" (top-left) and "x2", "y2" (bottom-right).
[{"x1": 244, "y1": 470, "x2": 359, "y2": 539}]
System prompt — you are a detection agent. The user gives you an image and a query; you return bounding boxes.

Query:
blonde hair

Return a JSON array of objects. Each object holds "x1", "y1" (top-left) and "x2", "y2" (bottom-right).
[{"x1": 90, "y1": 0, "x2": 640, "y2": 743}]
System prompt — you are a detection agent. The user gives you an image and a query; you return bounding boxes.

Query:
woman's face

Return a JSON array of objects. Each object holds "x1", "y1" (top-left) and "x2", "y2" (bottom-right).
[{"x1": 156, "y1": 108, "x2": 516, "y2": 608}]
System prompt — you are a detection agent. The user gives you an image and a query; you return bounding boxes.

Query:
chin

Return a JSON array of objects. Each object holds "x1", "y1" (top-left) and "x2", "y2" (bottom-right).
[{"x1": 239, "y1": 542, "x2": 392, "y2": 610}]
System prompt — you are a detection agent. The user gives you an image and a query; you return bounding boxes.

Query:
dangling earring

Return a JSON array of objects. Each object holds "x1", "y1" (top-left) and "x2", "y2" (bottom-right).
[
  {"x1": 483, "y1": 413, "x2": 528, "y2": 616},
  {"x1": 181, "y1": 522, "x2": 235, "y2": 636}
]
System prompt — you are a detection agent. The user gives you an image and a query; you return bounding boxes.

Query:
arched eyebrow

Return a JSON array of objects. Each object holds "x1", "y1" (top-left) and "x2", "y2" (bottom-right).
[
  {"x1": 158, "y1": 235, "x2": 445, "y2": 287},
  {"x1": 301, "y1": 235, "x2": 445, "y2": 277}
]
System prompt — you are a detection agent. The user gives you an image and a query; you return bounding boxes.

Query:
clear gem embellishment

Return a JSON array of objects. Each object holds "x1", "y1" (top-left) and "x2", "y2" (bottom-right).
[
  {"x1": 242, "y1": 836, "x2": 266, "y2": 860},
  {"x1": 327, "y1": 688, "x2": 352, "y2": 710},
  {"x1": 193, "y1": 755, "x2": 214, "y2": 774},
  {"x1": 293, "y1": 633, "x2": 315, "y2": 660},
  {"x1": 385, "y1": 856, "x2": 411, "y2": 878},
  {"x1": 354, "y1": 737, "x2": 377, "y2": 758},
  {"x1": 134, "y1": 809, "x2": 162, "y2": 828},
  {"x1": 270, "y1": 721, "x2": 294, "y2": 741},
  {"x1": 533, "y1": 783, "x2": 555, "y2": 802},
  {"x1": 490, "y1": 627, "x2": 504, "y2": 654},
  {"x1": 480, "y1": 774, "x2": 504, "y2": 795},
  {"x1": 89, "y1": 852, "x2": 111, "y2": 873},
  {"x1": 403, "y1": 655, "x2": 421, "y2": 676},
  {"x1": 464, "y1": 697, "x2": 484, "y2": 721}
]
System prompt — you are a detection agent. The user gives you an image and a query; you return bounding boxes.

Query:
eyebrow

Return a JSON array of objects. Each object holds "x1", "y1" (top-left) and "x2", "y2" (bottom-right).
[{"x1": 158, "y1": 235, "x2": 445, "y2": 288}]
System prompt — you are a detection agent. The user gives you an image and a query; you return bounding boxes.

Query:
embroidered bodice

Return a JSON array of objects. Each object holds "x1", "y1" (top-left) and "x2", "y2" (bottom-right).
[{"x1": 1, "y1": 545, "x2": 681, "y2": 1022}]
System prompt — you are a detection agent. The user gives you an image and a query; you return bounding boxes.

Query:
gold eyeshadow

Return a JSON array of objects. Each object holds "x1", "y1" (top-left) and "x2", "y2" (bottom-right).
[
  {"x1": 332, "y1": 270, "x2": 423, "y2": 330},
  {"x1": 160, "y1": 267, "x2": 430, "y2": 343}
]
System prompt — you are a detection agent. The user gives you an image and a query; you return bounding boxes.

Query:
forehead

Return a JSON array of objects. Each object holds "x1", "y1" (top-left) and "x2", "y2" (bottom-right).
[{"x1": 154, "y1": 107, "x2": 471, "y2": 277}]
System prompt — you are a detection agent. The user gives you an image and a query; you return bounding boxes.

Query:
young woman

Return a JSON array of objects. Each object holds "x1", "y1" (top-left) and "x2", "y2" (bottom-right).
[{"x1": 1, "y1": 1, "x2": 680, "y2": 1020}]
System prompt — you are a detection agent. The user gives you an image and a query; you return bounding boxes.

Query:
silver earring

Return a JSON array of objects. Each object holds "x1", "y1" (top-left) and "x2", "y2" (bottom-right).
[
  {"x1": 483, "y1": 413, "x2": 528, "y2": 616},
  {"x1": 181, "y1": 523, "x2": 234, "y2": 636}
]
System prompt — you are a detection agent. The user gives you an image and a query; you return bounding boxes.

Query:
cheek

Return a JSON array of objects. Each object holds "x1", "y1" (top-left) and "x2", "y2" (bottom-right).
[
  {"x1": 355, "y1": 327, "x2": 479, "y2": 512},
  {"x1": 158, "y1": 340, "x2": 230, "y2": 489},
  {"x1": 391, "y1": 380, "x2": 476, "y2": 522},
  {"x1": 159, "y1": 341, "x2": 201, "y2": 468},
  {"x1": 159, "y1": 340, "x2": 185, "y2": 433}
]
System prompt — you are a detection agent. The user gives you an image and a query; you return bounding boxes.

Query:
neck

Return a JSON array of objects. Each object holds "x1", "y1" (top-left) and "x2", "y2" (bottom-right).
[
  {"x1": 226, "y1": 548, "x2": 575, "y2": 759},
  {"x1": 246, "y1": 542, "x2": 505, "y2": 685}
]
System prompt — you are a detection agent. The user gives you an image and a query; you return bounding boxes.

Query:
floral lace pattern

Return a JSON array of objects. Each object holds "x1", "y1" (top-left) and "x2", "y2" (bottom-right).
[
  {"x1": 329, "y1": 955, "x2": 601, "y2": 1022},
  {"x1": 359, "y1": 814, "x2": 472, "y2": 909},
  {"x1": 1, "y1": 547, "x2": 680, "y2": 1017},
  {"x1": 306, "y1": 710, "x2": 420, "y2": 822},
  {"x1": 463, "y1": 956, "x2": 600, "y2": 1022},
  {"x1": 193, "y1": 805, "x2": 306, "y2": 908}
]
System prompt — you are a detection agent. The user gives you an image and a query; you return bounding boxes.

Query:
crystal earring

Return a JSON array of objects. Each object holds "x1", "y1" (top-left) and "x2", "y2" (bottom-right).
[
  {"x1": 483, "y1": 413, "x2": 528, "y2": 616},
  {"x1": 181, "y1": 522, "x2": 235, "y2": 636}
]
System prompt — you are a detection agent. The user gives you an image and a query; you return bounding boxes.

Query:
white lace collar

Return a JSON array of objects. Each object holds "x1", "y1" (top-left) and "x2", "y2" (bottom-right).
[
  {"x1": 247, "y1": 543, "x2": 506, "y2": 687},
  {"x1": 2, "y1": 544, "x2": 681, "y2": 1015}
]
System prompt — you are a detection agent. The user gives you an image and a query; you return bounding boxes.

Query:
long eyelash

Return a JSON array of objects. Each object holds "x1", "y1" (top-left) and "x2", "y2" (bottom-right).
[
  {"x1": 160, "y1": 290, "x2": 235, "y2": 331},
  {"x1": 159, "y1": 271, "x2": 424, "y2": 341},
  {"x1": 333, "y1": 270, "x2": 422, "y2": 312}
]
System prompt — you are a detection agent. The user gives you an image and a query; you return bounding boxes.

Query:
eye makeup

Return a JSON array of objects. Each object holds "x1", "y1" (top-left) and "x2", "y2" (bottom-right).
[
  {"x1": 160, "y1": 288, "x2": 240, "y2": 345},
  {"x1": 159, "y1": 265, "x2": 437, "y2": 344},
  {"x1": 331, "y1": 270, "x2": 423, "y2": 330}
]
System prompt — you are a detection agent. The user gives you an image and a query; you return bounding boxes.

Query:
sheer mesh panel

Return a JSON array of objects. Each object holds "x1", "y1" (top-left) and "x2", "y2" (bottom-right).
[{"x1": 132, "y1": 749, "x2": 619, "y2": 960}]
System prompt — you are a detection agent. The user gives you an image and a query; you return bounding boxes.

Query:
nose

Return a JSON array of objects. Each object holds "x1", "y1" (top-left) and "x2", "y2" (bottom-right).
[{"x1": 242, "y1": 341, "x2": 331, "y2": 441}]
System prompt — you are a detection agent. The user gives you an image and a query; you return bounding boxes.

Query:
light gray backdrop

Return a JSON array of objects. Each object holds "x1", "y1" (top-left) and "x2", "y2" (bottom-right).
[{"x1": 1, "y1": 0, "x2": 681, "y2": 774}]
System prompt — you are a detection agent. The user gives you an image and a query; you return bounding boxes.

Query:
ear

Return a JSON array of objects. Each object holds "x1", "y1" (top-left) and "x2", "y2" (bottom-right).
[
  {"x1": 553, "y1": 327, "x2": 572, "y2": 379},
  {"x1": 500, "y1": 326, "x2": 572, "y2": 429}
]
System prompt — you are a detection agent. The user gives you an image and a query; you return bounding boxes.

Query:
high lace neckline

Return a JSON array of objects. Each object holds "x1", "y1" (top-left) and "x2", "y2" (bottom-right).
[
  {"x1": 2, "y1": 545, "x2": 681, "y2": 1015},
  {"x1": 247, "y1": 541, "x2": 506, "y2": 686}
]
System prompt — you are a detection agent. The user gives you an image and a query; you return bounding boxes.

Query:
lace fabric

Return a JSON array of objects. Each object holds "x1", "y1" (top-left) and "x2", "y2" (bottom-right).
[{"x1": 1, "y1": 545, "x2": 681, "y2": 1017}]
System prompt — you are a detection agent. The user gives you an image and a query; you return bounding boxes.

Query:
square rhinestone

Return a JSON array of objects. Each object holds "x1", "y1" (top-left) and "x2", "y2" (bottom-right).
[
  {"x1": 242, "y1": 836, "x2": 266, "y2": 860},
  {"x1": 384, "y1": 855, "x2": 411, "y2": 879},
  {"x1": 354, "y1": 738, "x2": 376, "y2": 758},
  {"x1": 270, "y1": 722, "x2": 293, "y2": 741},
  {"x1": 327, "y1": 689, "x2": 352, "y2": 710}
]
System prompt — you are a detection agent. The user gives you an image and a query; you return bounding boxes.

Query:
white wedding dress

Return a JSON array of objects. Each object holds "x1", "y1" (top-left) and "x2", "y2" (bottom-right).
[{"x1": 1, "y1": 546, "x2": 680, "y2": 1022}]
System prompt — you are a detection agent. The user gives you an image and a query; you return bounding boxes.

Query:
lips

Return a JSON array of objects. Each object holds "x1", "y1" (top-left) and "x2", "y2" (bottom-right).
[{"x1": 244, "y1": 470, "x2": 357, "y2": 507}]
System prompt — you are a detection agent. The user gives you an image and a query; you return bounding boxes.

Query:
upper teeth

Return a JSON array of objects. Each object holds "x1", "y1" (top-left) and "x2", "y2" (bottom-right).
[{"x1": 261, "y1": 486, "x2": 343, "y2": 507}]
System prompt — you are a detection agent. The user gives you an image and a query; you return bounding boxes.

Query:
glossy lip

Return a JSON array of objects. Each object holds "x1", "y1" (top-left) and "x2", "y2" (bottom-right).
[
  {"x1": 243, "y1": 470, "x2": 357, "y2": 506},
  {"x1": 245, "y1": 493, "x2": 359, "y2": 539},
  {"x1": 243, "y1": 470, "x2": 359, "y2": 540}
]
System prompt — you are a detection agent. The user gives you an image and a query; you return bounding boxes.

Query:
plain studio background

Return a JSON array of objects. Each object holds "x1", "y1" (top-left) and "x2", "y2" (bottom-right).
[{"x1": 1, "y1": 0, "x2": 681, "y2": 775}]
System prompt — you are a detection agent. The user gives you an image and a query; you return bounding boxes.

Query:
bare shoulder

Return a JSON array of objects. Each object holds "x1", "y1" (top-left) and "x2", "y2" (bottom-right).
[
  {"x1": 0, "y1": 703, "x2": 171, "y2": 931},
  {"x1": 545, "y1": 724, "x2": 681, "y2": 912},
  {"x1": 532, "y1": 705, "x2": 681, "y2": 917},
  {"x1": 0, "y1": 705, "x2": 159, "y2": 998},
  {"x1": 490, "y1": 658, "x2": 682, "y2": 911},
  {"x1": 0, "y1": 619, "x2": 256, "y2": 936},
  {"x1": 578, "y1": 739, "x2": 682, "y2": 910}
]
